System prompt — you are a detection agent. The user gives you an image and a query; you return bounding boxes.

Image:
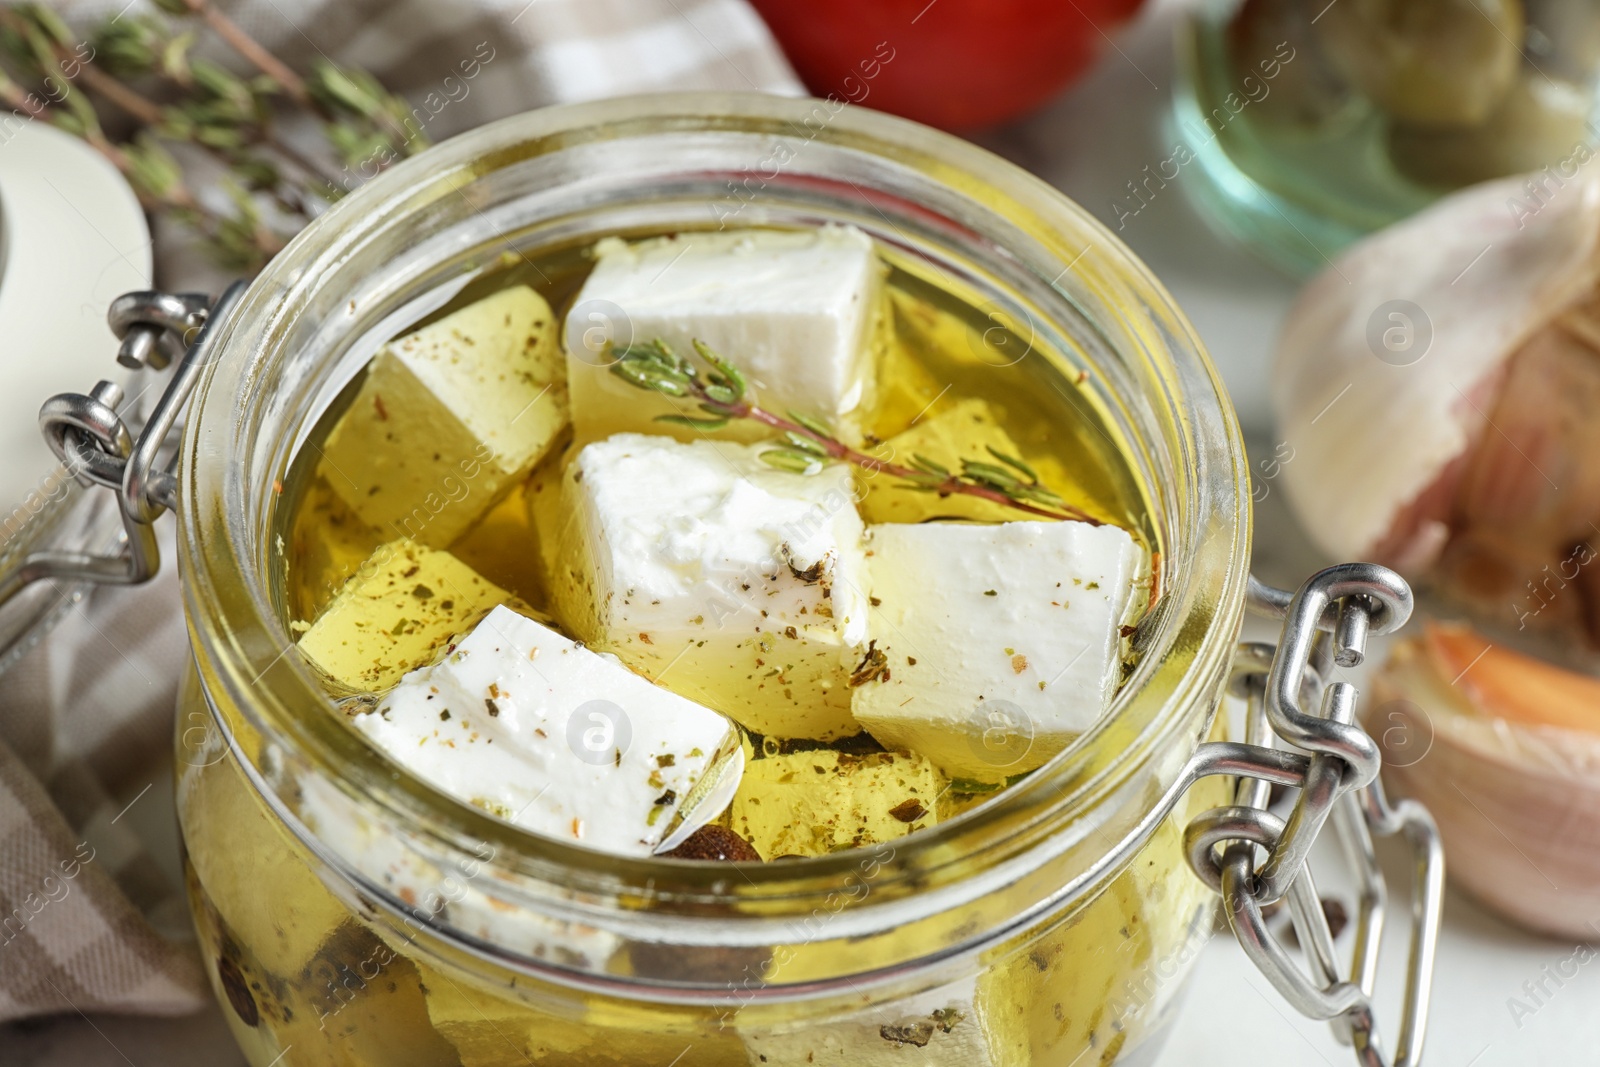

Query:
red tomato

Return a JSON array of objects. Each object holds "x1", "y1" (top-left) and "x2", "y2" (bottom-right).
[{"x1": 750, "y1": 0, "x2": 1148, "y2": 131}]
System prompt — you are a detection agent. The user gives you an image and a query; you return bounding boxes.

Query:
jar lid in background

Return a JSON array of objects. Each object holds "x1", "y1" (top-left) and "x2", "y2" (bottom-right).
[{"x1": 0, "y1": 119, "x2": 152, "y2": 669}]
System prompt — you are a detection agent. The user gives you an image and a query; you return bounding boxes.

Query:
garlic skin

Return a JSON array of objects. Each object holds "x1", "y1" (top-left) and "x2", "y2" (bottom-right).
[
  {"x1": 1371, "y1": 623, "x2": 1600, "y2": 937},
  {"x1": 1272, "y1": 169, "x2": 1600, "y2": 571}
]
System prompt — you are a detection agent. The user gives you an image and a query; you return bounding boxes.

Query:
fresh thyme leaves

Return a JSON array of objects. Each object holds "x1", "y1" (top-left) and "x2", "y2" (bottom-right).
[
  {"x1": 0, "y1": 1, "x2": 424, "y2": 271},
  {"x1": 608, "y1": 338, "x2": 1101, "y2": 525}
]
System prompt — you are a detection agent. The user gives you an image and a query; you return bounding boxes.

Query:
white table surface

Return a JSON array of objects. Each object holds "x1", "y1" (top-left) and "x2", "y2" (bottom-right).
[{"x1": 6, "y1": 3, "x2": 1593, "y2": 1065}]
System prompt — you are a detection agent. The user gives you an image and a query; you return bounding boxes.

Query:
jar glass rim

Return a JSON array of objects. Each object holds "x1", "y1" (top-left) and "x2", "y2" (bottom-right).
[{"x1": 179, "y1": 92, "x2": 1251, "y2": 933}]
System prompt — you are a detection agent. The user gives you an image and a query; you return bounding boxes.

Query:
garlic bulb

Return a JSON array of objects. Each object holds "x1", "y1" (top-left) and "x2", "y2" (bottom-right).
[
  {"x1": 1372, "y1": 624, "x2": 1600, "y2": 937},
  {"x1": 1273, "y1": 169, "x2": 1600, "y2": 642}
]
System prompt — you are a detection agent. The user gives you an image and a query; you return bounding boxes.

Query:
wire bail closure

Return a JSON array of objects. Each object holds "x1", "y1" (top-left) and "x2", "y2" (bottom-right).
[
  {"x1": 1182, "y1": 566, "x2": 1445, "y2": 1067},
  {"x1": 0, "y1": 282, "x2": 246, "y2": 608}
]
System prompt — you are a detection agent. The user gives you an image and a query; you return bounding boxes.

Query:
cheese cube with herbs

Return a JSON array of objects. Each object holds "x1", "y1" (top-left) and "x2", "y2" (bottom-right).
[
  {"x1": 319, "y1": 286, "x2": 567, "y2": 548},
  {"x1": 852, "y1": 521, "x2": 1143, "y2": 783},
  {"x1": 426, "y1": 979, "x2": 603, "y2": 1066},
  {"x1": 548, "y1": 433, "x2": 869, "y2": 741},
  {"x1": 296, "y1": 538, "x2": 516, "y2": 691},
  {"x1": 859, "y1": 398, "x2": 1024, "y2": 524},
  {"x1": 728, "y1": 750, "x2": 943, "y2": 859},
  {"x1": 352, "y1": 605, "x2": 737, "y2": 857},
  {"x1": 741, "y1": 979, "x2": 1020, "y2": 1067},
  {"x1": 297, "y1": 774, "x2": 623, "y2": 972},
  {"x1": 564, "y1": 226, "x2": 882, "y2": 445}
]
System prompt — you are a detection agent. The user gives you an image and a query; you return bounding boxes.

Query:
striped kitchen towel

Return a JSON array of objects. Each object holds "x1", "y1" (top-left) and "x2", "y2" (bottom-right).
[{"x1": 0, "y1": 0, "x2": 797, "y2": 1024}]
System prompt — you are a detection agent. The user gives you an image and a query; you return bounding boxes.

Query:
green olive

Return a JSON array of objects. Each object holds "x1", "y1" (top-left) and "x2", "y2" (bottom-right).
[
  {"x1": 1224, "y1": 0, "x2": 1356, "y2": 129},
  {"x1": 1317, "y1": 0, "x2": 1525, "y2": 128},
  {"x1": 1387, "y1": 72, "x2": 1590, "y2": 187}
]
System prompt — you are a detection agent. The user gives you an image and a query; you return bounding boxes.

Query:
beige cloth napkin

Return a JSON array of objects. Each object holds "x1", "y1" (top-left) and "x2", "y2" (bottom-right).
[{"x1": 0, "y1": 0, "x2": 798, "y2": 1024}]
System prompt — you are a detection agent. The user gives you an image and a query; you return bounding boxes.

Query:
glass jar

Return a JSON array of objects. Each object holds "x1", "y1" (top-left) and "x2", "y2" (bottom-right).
[
  {"x1": 168, "y1": 92, "x2": 1250, "y2": 1067},
  {"x1": 0, "y1": 87, "x2": 1440, "y2": 1067},
  {"x1": 1175, "y1": 0, "x2": 1600, "y2": 274}
]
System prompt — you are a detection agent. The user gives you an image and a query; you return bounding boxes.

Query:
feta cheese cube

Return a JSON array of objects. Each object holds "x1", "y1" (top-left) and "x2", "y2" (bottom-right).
[
  {"x1": 728, "y1": 749, "x2": 943, "y2": 859},
  {"x1": 565, "y1": 227, "x2": 882, "y2": 445},
  {"x1": 427, "y1": 974, "x2": 731, "y2": 1067},
  {"x1": 296, "y1": 538, "x2": 516, "y2": 691},
  {"x1": 320, "y1": 286, "x2": 568, "y2": 548},
  {"x1": 424, "y1": 975, "x2": 602, "y2": 1066},
  {"x1": 859, "y1": 398, "x2": 1024, "y2": 525},
  {"x1": 547, "y1": 433, "x2": 869, "y2": 740},
  {"x1": 297, "y1": 773, "x2": 621, "y2": 972},
  {"x1": 183, "y1": 737, "x2": 354, "y2": 978},
  {"x1": 740, "y1": 978, "x2": 1021, "y2": 1067},
  {"x1": 352, "y1": 605, "x2": 737, "y2": 856},
  {"x1": 851, "y1": 521, "x2": 1143, "y2": 783}
]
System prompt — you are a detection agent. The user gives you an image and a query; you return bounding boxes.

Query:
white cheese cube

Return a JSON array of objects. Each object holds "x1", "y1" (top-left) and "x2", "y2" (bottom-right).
[
  {"x1": 851, "y1": 521, "x2": 1143, "y2": 783},
  {"x1": 729, "y1": 750, "x2": 943, "y2": 860},
  {"x1": 297, "y1": 775, "x2": 620, "y2": 971},
  {"x1": 320, "y1": 286, "x2": 568, "y2": 548},
  {"x1": 351, "y1": 605, "x2": 737, "y2": 857},
  {"x1": 564, "y1": 226, "x2": 881, "y2": 445},
  {"x1": 295, "y1": 538, "x2": 518, "y2": 692},
  {"x1": 740, "y1": 978, "x2": 1020, "y2": 1067},
  {"x1": 425, "y1": 979, "x2": 606, "y2": 1065},
  {"x1": 548, "y1": 433, "x2": 869, "y2": 741}
]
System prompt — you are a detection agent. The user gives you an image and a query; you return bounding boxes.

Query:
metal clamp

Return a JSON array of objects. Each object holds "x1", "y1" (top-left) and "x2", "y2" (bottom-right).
[
  {"x1": 1182, "y1": 565, "x2": 1445, "y2": 1067},
  {"x1": 0, "y1": 283, "x2": 246, "y2": 607}
]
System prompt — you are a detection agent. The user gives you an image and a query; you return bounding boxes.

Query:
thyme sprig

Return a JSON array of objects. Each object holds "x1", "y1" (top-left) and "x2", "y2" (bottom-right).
[
  {"x1": 610, "y1": 339, "x2": 1102, "y2": 525},
  {"x1": 0, "y1": 1, "x2": 424, "y2": 271}
]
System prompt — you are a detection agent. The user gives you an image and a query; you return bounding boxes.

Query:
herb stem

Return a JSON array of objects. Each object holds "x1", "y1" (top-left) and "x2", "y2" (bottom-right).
[
  {"x1": 260, "y1": 131, "x2": 342, "y2": 194},
  {"x1": 0, "y1": 74, "x2": 46, "y2": 122},
  {"x1": 176, "y1": 0, "x2": 320, "y2": 114},
  {"x1": 739, "y1": 401, "x2": 1098, "y2": 523},
  {"x1": 612, "y1": 339, "x2": 1103, "y2": 525},
  {"x1": 82, "y1": 136, "x2": 213, "y2": 228},
  {"x1": 72, "y1": 55, "x2": 165, "y2": 125},
  {"x1": 7, "y1": 14, "x2": 329, "y2": 221},
  {"x1": 0, "y1": 74, "x2": 258, "y2": 254}
]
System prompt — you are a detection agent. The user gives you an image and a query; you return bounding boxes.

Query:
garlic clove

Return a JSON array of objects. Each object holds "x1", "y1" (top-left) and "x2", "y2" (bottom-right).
[
  {"x1": 1272, "y1": 168, "x2": 1600, "y2": 567},
  {"x1": 1371, "y1": 621, "x2": 1600, "y2": 937},
  {"x1": 1423, "y1": 622, "x2": 1600, "y2": 734},
  {"x1": 1425, "y1": 307, "x2": 1600, "y2": 644}
]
